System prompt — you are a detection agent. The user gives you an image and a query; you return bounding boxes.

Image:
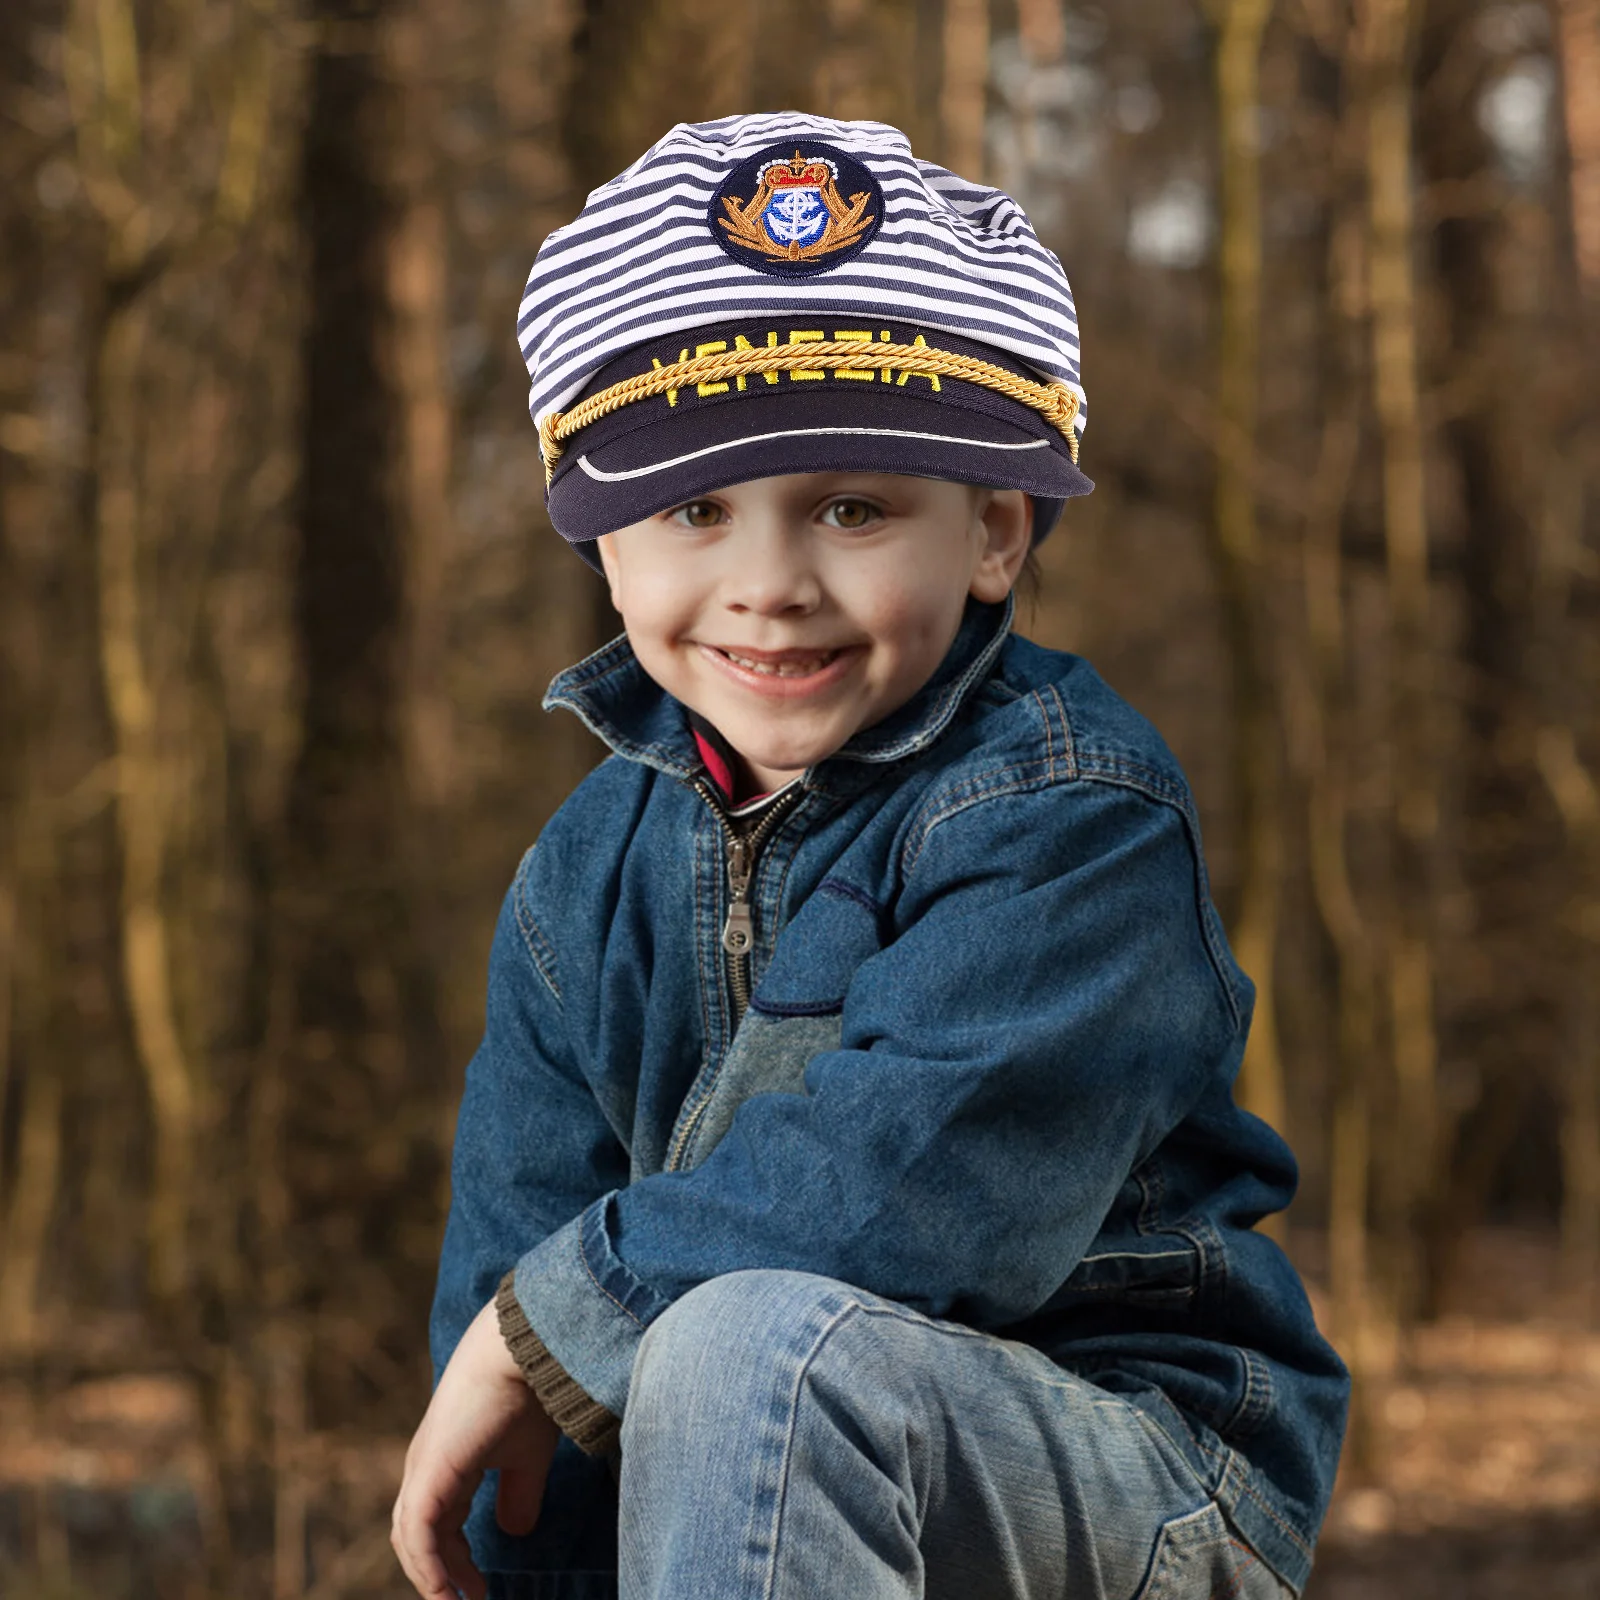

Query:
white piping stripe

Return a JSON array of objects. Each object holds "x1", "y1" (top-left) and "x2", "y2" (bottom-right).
[{"x1": 575, "y1": 427, "x2": 1054, "y2": 482}]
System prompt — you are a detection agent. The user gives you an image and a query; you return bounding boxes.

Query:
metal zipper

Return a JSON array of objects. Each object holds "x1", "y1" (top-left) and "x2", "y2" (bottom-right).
[
  {"x1": 666, "y1": 780, "x2": 801, "y2": 1172},
  {"x1": 701, "y1": 780, "x2": 801, "y2": 1028}
]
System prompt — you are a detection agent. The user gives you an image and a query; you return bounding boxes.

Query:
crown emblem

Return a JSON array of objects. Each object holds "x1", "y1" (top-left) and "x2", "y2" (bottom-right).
[{"x1": 718, "y1": 149, "x2": 877, "y2": 264}]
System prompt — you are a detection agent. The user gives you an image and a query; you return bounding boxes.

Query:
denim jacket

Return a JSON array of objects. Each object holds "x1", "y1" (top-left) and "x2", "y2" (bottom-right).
[{"x1": 431, "y1": 598, "x2": 1349, "y2": 1595}]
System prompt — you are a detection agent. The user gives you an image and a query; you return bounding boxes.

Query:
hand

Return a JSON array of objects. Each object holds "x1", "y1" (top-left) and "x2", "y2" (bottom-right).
[{"x1": 391, "y1": 1296, "x2": 561, "y2": 1600}]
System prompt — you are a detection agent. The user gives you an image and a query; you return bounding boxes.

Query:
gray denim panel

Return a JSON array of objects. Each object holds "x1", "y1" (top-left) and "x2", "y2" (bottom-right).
[{"x1": 673, "y1": 1013, "x2": 844, "y2": 1172}]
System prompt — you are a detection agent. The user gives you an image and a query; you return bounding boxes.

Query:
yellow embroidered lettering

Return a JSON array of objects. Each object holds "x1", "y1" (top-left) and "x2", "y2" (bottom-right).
[
  {"x1": 544, "y1": 339, "x2": 1080, "y2": 480},
  {"x1": 695, "y1": 341, "x2": 729, "y2": 396},
  {"x1": 880, "y1": 330, "x2": 892, "y2": 381},
  {"x1": 733, "y1": 333, "x2": 779, "y2": 390},
  {"x1": 652, "y1": 350, "x2": 690, "y2": 406},
  {"x1": 788, "y1": 330, "x2": 826, "y2": 380},
  {"x1": 832, "y1": 330, "x2": 875, "y2": 380},
  {"x1": 895, "y1": 333, "x2": 941, "y2": 391}
]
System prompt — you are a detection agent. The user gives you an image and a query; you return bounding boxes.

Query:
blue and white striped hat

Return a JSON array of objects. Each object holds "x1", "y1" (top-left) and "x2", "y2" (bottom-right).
[{"x1": 519, "y1": 113, "x2": 1092, "y2": 557}]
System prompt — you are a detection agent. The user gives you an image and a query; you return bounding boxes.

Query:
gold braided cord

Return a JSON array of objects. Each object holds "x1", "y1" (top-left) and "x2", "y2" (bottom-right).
[{"x1": 539, "y1": 343, "x2": 1082, "y2": 484}]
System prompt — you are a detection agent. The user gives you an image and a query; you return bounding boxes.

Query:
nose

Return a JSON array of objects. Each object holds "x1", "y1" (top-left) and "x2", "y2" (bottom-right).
[{"x1": 719, "y1": 519, "x2": 822, "y2": 616}]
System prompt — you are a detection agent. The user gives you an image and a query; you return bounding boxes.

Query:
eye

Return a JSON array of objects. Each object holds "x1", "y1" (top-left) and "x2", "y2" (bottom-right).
[
  {"x1": 666, "y1": 499, "x2": 725, "y2": 528},
  {"x1": 819, "y1": 497, "x2": 881, "y2": 531}
]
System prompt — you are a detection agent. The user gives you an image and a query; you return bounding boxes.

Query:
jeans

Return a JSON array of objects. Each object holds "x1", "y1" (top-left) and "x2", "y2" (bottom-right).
[{"x1": 597, "y1": 1269, "x2": 1290, "y2": 1600}]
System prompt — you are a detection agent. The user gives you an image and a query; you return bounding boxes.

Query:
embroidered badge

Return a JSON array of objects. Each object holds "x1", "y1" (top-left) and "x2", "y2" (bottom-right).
[{"x1": 711, "y1": 142, "x2": 883, "y2": 276}]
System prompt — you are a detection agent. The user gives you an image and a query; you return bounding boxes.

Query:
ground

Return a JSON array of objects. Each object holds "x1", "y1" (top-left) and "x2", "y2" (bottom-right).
[
  {"x1": 1307, "y1": 1313, "x2": 1600, "y2": 1599},
  {"x1": 2, "y1": 1229, "x2": 1596, "y2": 1597}
]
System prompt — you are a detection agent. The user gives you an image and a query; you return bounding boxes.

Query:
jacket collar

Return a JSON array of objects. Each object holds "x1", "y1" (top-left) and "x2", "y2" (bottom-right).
[{"x1": 543, "y1": 595, "x2": 1014, "y2": 790}]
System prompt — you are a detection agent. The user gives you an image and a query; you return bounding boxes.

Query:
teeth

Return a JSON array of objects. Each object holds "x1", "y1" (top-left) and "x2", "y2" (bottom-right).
[{"x1": 722, "y1": 649, "x2": 837, "y2": 677}]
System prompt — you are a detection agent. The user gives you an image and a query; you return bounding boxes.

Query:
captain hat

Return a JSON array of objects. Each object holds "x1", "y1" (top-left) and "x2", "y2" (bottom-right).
[{"x1": 519, "y1": 113, "x2": 1093, "y2": 563}]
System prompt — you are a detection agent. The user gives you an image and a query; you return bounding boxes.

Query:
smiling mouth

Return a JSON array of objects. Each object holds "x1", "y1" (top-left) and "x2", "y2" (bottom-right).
[{"x1": 712, "y1": 646, "x2": 844, "y2": 678}]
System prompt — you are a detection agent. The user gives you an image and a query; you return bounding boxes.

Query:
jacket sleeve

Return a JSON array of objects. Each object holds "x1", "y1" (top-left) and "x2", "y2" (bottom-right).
[
  {"x1": 505, "y1": 777, "x2": 1249, "y2": 1449},
  {"x1": 428, "y1": 846, "x2": 631, "y2": 1390}
]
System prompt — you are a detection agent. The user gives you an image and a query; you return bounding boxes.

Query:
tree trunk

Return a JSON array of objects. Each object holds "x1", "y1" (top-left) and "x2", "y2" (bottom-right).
[
  {"x1": 1017, "y1": 0, "x2": 1065, "y2": 65},
  {"x1": 1557, "y1": 0, "x2": 1600, "y2": 294},
  {"x1": 1304, "y1": 426, "x2": 1390, "y2": 1468},
  {"x1": 0, "y1": 0, "x2": 25, "y2": 1217},
  {"x1": 1212, "y1": 0, "x2": 1290, "y2": 1167},
  {"x1": 819, "y1": 0, "x2": 872, "y2": 117},
  {"x1": 940, "y1": 0, "x2": 989, "y2": 178},
  {"x1": 1548, "y1": 0, "x2": 1600, "y2": 1325},
  {"x1": 1359, "y1": 0, "x2": 1438, "y2": 1331},
  {"x1": 65, "y1": 0, "x2": 210, "y2": 1317},
  {"x1": 1537, "y1": 728, "x2": 1600, "y2": 1314},
  {"x1": 1302, "y1": 145, "x2": 1385, "y2": 1457},
  {"x1": 92, "y1": 296, "x2": 201, "y2": 1310},
  {"x1": 1412, "y1": 0, "x2": 1566, "y2": 1319},
  {"x1": 0, "y1": 1029, "x2": 64, "y2": 1351},
  {"x1": 0, "y1": 864, "x2": 13, "y2": 1202},
  {"x1": 387, "y1": 161, "x2": 457, "y2": 816},
  {"x1": 288, "y1": 0, "x2": 447, "y2": 1426}
]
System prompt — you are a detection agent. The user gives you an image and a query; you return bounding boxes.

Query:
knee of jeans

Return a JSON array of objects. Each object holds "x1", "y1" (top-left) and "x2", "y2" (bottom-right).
[{"x1": 627, "y1": 1269, "x2": 861, "y2": 1430}]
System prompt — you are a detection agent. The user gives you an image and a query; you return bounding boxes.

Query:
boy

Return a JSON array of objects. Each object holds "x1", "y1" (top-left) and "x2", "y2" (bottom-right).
[{"x1": 392, "y1": 115, "x2": 1347, "y2": 1600}]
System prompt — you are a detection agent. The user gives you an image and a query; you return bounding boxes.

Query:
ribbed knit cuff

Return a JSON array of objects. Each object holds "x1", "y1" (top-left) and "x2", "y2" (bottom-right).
[{"x1": 496, "y1": 1270, "x2": 622, "y2": 1457}]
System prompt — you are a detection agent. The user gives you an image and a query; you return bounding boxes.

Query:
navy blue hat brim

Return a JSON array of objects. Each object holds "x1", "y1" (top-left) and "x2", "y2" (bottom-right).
[{"x1": 546, "y1": 319, "x2": 1091, "y2": 567}]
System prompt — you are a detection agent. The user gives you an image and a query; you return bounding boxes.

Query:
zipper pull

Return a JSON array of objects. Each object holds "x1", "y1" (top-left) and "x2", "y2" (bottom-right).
[
  {"x1": 722, "y1": 901, "x2": 753, "y2": 956},
  {"x1": 722, "y1": 835, "x2": 753, "y2": 954}
]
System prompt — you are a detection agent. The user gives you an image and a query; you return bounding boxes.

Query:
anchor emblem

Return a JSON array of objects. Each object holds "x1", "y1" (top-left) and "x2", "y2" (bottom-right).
[{"x1": 717, "y1": 148, "x2": 877, "y2": 267}]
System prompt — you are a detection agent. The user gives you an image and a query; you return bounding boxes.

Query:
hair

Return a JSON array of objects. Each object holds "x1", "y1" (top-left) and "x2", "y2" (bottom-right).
[{"x1": 1014, "y1": 548, "x2": 1043, "y2": 614}]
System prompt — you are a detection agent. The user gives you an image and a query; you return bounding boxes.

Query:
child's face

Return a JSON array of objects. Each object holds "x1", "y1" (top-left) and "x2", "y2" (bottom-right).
[{"x1": 595, "y1": 473, "x2": 1030, "y2": 793}]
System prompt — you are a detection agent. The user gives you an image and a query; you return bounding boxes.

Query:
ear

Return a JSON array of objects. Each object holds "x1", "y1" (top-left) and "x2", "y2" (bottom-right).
[{"x1": 968, "y1": 489, "x2": 1033, "y2": 603}]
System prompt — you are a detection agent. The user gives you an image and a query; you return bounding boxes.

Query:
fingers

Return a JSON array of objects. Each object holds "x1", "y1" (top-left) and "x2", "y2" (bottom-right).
[
  {"x1": 391, "y1": 1516, "x2": 484, "y2": 1599},
  {"x1": 495, "y1": 1465, "x2": 544, "y2": 1537},
  {"x1": 439, "y1": 1527, "x2": 488, "y2": 1600},
  {"x1": 392, "y1": 1479, "x2": 486, "y2": 1600},
  {"x1": 390, "y1": 1294, "x2": 559, "y2": 1597}
]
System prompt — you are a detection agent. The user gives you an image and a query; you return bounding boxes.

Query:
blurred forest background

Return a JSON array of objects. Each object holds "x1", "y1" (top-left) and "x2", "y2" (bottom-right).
[{"x1": 1, "y1": 0, "x2": 1598, "y2": 1595}]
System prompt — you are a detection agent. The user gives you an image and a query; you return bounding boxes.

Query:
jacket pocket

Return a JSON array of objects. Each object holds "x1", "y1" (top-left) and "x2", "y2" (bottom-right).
[
  {"x1": 750, "y1": 876, "x2": 884, "y2": 1018},
  {"x1": 1058, "y1": 1236, "x2": 1201, "y2": 1307}
]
